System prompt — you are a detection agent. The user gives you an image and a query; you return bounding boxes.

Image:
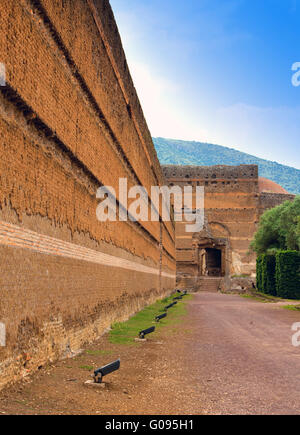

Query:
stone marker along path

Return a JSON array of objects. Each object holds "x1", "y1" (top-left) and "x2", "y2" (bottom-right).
[{"x1": 0, "y1": 292, "x2": 300, "y2": 415}]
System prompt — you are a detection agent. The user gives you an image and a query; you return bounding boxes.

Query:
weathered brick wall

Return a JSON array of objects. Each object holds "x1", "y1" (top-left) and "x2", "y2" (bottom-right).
[
  {"x1": 163, "y1": 164, "x2": 259, "y2": 183},
  {"x1": 163, "y1": 164, "x2": 259, "y2": 284},
  {"x1": 259, "y1": 192, "x2": 295, "y2": 213},
  {"x1": 163, "y1": 164, "x2": 294, "y2": 289},
  {"x1": 0, "y1": 0, "x2": 175, "y2": 389}
]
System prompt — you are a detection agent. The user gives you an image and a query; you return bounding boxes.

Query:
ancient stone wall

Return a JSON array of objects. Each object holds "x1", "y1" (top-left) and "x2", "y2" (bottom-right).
[
  {"x1": 0, "y1": 0, "x2": 175, "y2": 389},
  {"x1": 163, "y1": 164, "x2": 259, "y2": 180},
  {"x1": 162, "y1": 164, "x2": 260, "y2": 288},
  {"x1": 163, "y1": 164, "x2": 295, "y2": 291},
  {"x1": 259, "y1": 192, "x2": 295, "y2": 213}
]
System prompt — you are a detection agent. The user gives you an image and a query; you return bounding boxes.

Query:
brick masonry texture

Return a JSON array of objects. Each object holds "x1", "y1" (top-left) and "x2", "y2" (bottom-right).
[
  {"x1": 162, "y1": 165, "x2": 294, "y2": 290},
  {"x1": 0, "y1": 0, "x2": 175, "y2": 389}
]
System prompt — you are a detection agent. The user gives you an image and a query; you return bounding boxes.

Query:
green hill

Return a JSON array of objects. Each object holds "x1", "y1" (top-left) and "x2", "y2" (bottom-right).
[{"x1": 153, "y1": 137, "x2": 300, "y2": 195}]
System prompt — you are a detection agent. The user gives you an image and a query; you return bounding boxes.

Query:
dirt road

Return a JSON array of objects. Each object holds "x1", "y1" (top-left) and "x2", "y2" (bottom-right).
[
  {"x1": 186, "y1": 292, "x2": 300, "y2": 415},
  {"x1": 0, "y1": 292, "x2": 299, "y2": 415}
]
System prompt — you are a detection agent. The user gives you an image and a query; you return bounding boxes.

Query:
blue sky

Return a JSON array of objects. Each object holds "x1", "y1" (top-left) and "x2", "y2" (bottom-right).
[{"x1": 110, "y1": 0, "x2": 300, "y2": 169}]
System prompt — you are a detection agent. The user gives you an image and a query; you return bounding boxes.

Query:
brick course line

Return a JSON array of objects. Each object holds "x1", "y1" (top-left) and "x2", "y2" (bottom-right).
[{"x1": 0, "y1": 221, "x2": 175, "y2": 279}]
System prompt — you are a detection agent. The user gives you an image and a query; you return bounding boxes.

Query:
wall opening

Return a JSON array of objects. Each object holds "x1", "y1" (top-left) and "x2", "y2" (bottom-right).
[
  {"x1": 206, "y1": 248, "x2": 222, "y2": 276},
  {"x1": 199, "y1": 247, "x2": 223, "y2": 277}
]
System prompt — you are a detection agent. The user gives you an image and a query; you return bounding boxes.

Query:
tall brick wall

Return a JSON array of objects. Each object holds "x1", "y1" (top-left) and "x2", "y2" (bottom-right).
[
  {"x1": 162, "y1": 164, "x2": 294, "y2": 290},
  {"x1": 0, "y1": 0, "x2": 175, "y2": 390},
  {"x1": 163, "y1": 164, "x2": 259, "y2": 287}
]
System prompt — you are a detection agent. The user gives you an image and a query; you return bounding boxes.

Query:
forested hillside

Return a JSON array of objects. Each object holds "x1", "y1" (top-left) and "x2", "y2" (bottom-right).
[{"x1": 153, "y1": 137, "x2": 300, "y2": 194}]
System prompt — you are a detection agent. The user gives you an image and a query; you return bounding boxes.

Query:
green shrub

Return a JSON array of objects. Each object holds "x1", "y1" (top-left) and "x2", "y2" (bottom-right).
[
  {"x1": 275, "y1": 251, "x2": 300, "y2": 299},
  {"x1": 256, "y1": 254, "x2": 276, "y2": 295},
  {"x1": 251, "y1": 197, "x2": 300, "y2": 254},
  {"x1": 261, "y1": 254, "x2": 267, "y2": 293},
  {"x1": 256, "y1": 255, "x2": 263, "y2": 291},
  {"x1": 263, "y1": 254, "x2": 277, "y2": 296}
]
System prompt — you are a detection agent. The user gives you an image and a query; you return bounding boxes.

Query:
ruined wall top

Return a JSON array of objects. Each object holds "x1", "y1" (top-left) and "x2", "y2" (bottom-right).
[
  {"x1": 162, "y1": 164, "x2": 259, "y2": 180},
  {"x1": 259, "y1": 192, "x2": 295, "y2": 212}
]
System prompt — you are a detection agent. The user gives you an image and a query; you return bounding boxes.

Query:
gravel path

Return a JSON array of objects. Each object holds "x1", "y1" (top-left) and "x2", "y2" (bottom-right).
[
  {"x1": 185, "y1": 292, "x2": 300, "y2": 415},
  {"x1": 0, "y1": 292, "x2": 299, "y2": 415}
]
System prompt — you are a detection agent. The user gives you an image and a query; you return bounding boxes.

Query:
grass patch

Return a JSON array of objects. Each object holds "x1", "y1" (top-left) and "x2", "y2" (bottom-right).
[
  {"x1": 240, "y1": 293, "x2": 273, "y2": 303},
  {"x1": 79, "y1": 365, "x2": 94, "y2": 371},
  {"x1": 109, "y1": 294, "x2": 193, "y2": 345},
  {"x1": 282, "y1": 305, "x2": 300, "y2": 312},
  {"x1": 85, "y1": 349, "x2": 113, "y2": 356},
  {"x1": 254, "y1": 291, "x2": 285, "y2": 301},
  {"x1": 241, "y1": 291, "x2": 300, "y2": 304}
]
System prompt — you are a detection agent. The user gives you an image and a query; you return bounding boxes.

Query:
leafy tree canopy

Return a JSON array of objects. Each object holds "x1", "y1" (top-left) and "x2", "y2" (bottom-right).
[{"x1": 251, "y1": 197, "x2": 300, "y2": 254}]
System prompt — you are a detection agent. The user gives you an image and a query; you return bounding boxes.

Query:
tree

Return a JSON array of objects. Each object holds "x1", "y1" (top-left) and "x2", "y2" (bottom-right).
[
  {"x1": 251, "y1": 197, "x2": 300, "y2": 255},
  {"x1": 297, "y1": 216, "x2": 300, "y2": 248},
  {"x1": 278, "y1": 196, "x2": 300, "y2": 251}
]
